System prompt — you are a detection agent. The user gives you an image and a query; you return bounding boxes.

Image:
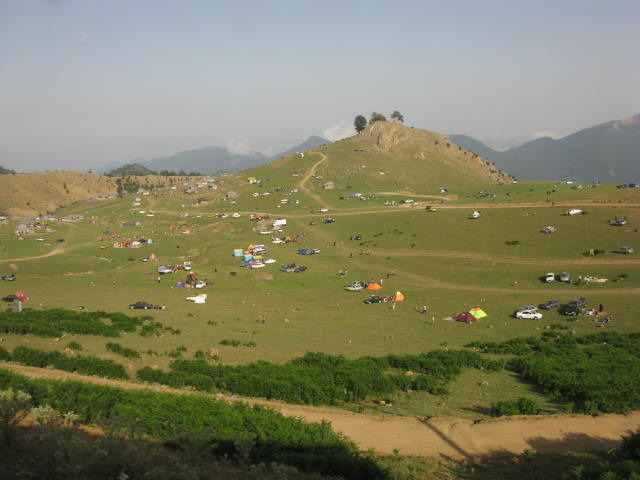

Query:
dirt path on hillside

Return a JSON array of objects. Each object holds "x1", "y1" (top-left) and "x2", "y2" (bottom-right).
[
  {"x1": 296, "y1": 151, "x2": 331, "y2": 209},
  {"x1": 2, "y1": 363, "x2": 638, "y2": 458}
]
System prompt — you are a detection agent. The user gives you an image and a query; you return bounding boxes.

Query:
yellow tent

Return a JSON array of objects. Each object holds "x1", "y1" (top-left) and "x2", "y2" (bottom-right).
[{"x1": 394, "y1": 291, "x2": 405, "y2": 301}]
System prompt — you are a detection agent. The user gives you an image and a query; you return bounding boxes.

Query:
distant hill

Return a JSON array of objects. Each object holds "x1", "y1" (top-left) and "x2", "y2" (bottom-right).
[
  {"x1": 107, "y1": 162, "x2": 156, "y2": 176},
  {"x1": 136, "y1": 146, "x2": 269, "y2": 176},
  {"x1": 242, "y1": 121, "x2": 513, "y2": 195},
  {"x1": 273, "y1": 136, "x2": 329, "y2": 159},
  {"x1": 101, "y1": 136, "x2": 329, "y2": 176},
  {"x1": 449, "y1": 114, "x2": 640, "y2": 182}
]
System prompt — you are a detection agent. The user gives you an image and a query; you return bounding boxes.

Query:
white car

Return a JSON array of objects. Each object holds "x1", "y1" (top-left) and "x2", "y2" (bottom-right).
[
  {"x1": 545, "y1": 272, "x2": 555, "y2": 283},
  {"x1": 232, "y1": 213, "x2": 241, "y2": 218},
  {"x1": 319, "y1": 208, "x2": 329, "y2": 212},
  {"x1": 516, "y1": 310, "x2": 543, "y2": 319},
  {"x1": 264, "y1": 258, "x2": 277, "y2": 264}
]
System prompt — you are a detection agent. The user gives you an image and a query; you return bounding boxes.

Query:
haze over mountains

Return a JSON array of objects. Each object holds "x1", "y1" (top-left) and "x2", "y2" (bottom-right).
[
  {"x1": 103, "y1": 136, "x2": 329, "y2": 176},
  {"x1": 450, "y1": 114, "x2": 640, "y2": 183}
]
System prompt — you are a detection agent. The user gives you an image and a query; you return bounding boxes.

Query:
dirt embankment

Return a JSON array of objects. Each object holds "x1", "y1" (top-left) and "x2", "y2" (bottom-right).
[
  {"x1": 0, "y1": 172, "x2": 197, "y2": 217},
  {"x1": 2, "y1": 363, "x2": 638, "y2": 459}
]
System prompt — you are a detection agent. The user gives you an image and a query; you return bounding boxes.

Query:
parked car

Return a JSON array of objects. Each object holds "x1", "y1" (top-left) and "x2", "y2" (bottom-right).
[
  {"x1": 1, "y1": 274, "x2": 16, "y2": 281},
  {"x1": 615, "y1": 246, "x2": 634, "y2": 254},
  {"x1": 561, "y1": 297, "x2": 587, "y2": 316},
  {"x1": 560, "y1": 272, "x2": 571, "y2": 283},
  {"x1": 183, "y1": 261, "x2": 192, "y2": 271},
  {"x1": 560, "y1": 304, "x2": 580, "y2": 316},
  {"x1": 129, "y1": 301, "x2": 154, "y2": 310},
  {"x1": 516, "y1": 310, "x2": 543, "y2": 319},
  {"x1": 1, "y1": 294, "x2": 18, "y2": 302},
  {"x1": 570, "y1": 297, "x2": 588, "y2": 308},
  {"x1": 545, "y1": 272, "x2": 555, "y2": 283},
  {"x1": 540, "y1": 299, "x2": 561, "y2": 309},
  {"x1": 518, "y1": 305, "x2": 538, "y2": 312},
  {"x1": 363, "y1": 295, "x2": 385, "y2": 304}
]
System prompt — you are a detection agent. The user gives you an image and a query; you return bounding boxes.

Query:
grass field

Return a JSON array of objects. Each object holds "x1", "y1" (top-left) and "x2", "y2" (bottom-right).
[{"x1": 0, "y1": 159, "x2": 638, "y2": 419}]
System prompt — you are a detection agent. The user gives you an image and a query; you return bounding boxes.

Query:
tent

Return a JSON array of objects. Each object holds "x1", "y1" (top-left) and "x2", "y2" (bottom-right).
[
  {"x1": 455, "y1": 312, "x2": 475, "y2": 323},
  {"x1": 174, "y1": 281, "x2": 186, "y2": 288},
  {"x1": 194, "y1": 294, "x2": 207, "y2": 304},
  {"x1": 15, "y1": 292, "x2": 28, "y2": 302},
  {"x1": 367, "y1": 282, "x2": 382, "y2": 290},
  {"x1": 393, "y1": 291, "x2": 405, "y2": 301},
  {"x1": 469, "y1": 307, "x2": 487, "y2": 319},
  {"x1": 233, "y1": 249, "x2": 243, "y2": 257}
]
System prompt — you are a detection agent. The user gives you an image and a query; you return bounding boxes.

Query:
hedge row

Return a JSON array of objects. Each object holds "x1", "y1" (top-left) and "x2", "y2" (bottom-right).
[
  {"x1": 468, "y1": 331, "x2": 640, "y2": 414},
  {"x1": 11, "y1": 346, "x2": 128, "y2": 380},
  {"x1": 138, "y1": 350, "x2": 503, "y2": 405},
  {"x1": 0, "y1": 369, "x2": 387, "y2": 479},
  {"x1": 0, "y1": 308, "x2": 149, "y2": 338}
]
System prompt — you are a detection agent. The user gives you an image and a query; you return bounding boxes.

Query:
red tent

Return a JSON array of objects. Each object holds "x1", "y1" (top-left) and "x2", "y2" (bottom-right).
[{"x1": 455, "y1": 312, "x2": 475, "y2": 323}]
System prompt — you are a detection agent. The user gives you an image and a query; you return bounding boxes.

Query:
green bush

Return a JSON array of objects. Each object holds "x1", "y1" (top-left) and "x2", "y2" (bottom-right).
[
  {"x1": 105, "y1": 342, "x2": 140, "y2": 359},
  {"x1": 490, "y1": 397, "x2": 541, "y2": 417},
  {"x1": 0, "y1": 369, "x2": 386, "y2": 479},
  {"x1": 11, "y1": 346, "x2": 128, "y2": 380},
  {"x1": 138, "y1": 350, "x2": 503, "y2": 406},
  {"x1": 0, "y1": 308, "x2": 148, "y2": 338}
]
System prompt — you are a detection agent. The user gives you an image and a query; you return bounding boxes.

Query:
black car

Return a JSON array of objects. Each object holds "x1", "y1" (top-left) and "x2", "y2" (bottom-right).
[
  {"x1": 1, "y1": 294, "x2": 18, "y2": 302},
  {"x1": 540, "y1": 299, "x2": 561, "y2": 309},
  {"x1": 560, "y1": 304, "x2": 580, "y2": 316},
  {"x1": 363, "y1": 295, "x2": 385, "y2": 304},
  {"x1": 570, "y1": 297, "x2": 587, "y2": 308},
  {"x1": 129, "y1": 301, "x2": 154, "y2": 310},
  {"x1": 1, "y1": 274, "x2": 16, "y2": 281}
]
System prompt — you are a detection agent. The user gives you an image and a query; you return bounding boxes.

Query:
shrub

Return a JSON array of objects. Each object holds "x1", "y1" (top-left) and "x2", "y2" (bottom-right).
[
  {"x1": 490, "y1": 398, "x2": 541, "y2": 417},
  {"x1": 0, "y1": 308, "x2": 147, "y2": 338},
  {"x1": 0, "y1": 368, "x2": 386, "y2": 479},
  {"x1": 139, "y1": 350, "x2": 503, "y2": 406},
  {"x1": 105, "y1": 342, "x2": 140, "y2": 359}
]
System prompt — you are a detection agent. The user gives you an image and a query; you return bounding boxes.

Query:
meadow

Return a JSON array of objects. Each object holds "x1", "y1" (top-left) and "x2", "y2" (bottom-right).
[{"x1": 0, "y1": 165, "x2": 638, "y2": 420}]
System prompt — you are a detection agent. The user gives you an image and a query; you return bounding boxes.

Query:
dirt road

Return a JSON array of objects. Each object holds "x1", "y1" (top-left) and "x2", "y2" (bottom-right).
[{"x1": 2, "y1": 363, "x2": 638, "y2": 459}]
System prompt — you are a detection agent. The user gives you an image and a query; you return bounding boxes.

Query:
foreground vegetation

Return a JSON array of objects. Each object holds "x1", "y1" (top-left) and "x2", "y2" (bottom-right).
[{"x1": 0, "y1": 369, "x2": 386, "y2": 479}]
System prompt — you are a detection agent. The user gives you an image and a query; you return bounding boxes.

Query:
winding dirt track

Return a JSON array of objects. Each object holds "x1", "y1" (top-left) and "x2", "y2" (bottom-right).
[{"x1": 2, "y1": 363, "x2": 638, "y2": 458}]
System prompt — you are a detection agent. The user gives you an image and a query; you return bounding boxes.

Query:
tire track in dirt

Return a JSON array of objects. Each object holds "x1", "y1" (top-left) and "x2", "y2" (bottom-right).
[{"x1": 2, "y1": 363, "x2": 639, "y2": 459}]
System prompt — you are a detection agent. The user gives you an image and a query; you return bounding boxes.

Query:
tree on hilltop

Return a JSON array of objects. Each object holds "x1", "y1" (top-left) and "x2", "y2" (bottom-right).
[
  {"x1": 369, "y1": 112, "x2": 386, "y2": 124},
  {"x1": 354, "y1": 115, "x2": 367, "y2": 133},
  {"x1": 390, "y1": 111, "x2": 404, "y2": 122}
]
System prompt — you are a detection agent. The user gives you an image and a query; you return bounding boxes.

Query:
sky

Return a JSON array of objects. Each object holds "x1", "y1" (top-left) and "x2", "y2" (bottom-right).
[{"x1": 0, "y1": 0, "x2": 638, "y2": 172}]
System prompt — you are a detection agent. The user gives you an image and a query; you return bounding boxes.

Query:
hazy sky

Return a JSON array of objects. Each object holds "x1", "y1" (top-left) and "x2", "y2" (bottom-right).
[{"x1": 1, "y1": 0, "x2": 638, "y2": 172}]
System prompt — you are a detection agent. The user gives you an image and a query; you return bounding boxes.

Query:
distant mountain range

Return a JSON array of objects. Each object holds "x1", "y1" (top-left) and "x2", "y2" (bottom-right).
[
  {"x1": 104, "y1": 136, "x2": 329, "y2": 176},
  {"x1": 449, "y1": 114, "x2": 640, "y2": 182}
]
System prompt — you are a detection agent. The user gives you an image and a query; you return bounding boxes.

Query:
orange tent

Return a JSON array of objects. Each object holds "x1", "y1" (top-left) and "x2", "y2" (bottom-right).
[
  {"x1": 367, "y1": 282, "x2": 382, "y2": 290},
  {"x1": 393, "y1": 291, "x2": 405, "y2": 301}
]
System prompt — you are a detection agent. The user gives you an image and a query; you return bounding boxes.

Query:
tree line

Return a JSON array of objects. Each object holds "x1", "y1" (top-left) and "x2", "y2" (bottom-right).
[{"x1": 354, "y1": 111, "x2": 405, "y2": 133}]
